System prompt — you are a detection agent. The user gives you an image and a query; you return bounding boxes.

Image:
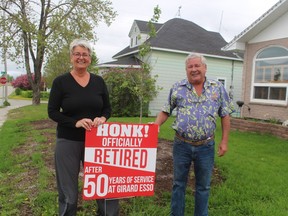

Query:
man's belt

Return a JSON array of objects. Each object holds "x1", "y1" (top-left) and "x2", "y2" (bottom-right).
[{"x1": 175, "y1": 133, "x2": 214, "y2": 146}]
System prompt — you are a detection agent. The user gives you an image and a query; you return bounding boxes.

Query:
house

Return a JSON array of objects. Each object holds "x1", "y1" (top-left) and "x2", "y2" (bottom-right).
[
  {"x1": 222, "y1": 0, "x2": 288, "y2": 122},
  {"x1": 98, "y1": 18, "x2": 243, "y2": 116}
]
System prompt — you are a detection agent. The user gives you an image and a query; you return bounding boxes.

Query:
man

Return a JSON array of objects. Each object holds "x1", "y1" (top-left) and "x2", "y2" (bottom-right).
[{"x1": 154, "y1": 53, "x2": 234, "y2": 216}]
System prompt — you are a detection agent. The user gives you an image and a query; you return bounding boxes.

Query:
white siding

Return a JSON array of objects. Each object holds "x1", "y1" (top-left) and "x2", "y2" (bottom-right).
[
  {"x1": 250, "y1": 12, "x2": 288, "y2": 43},
  {"x1": 206, "y1": 58, "x2": 243, "y2": 107},
  {"x1": 128, "y1": 22, "x2": 149, "y2": 48},
  {"x1": 148, "y1": 51, "x2": 187, "y2": 116}
]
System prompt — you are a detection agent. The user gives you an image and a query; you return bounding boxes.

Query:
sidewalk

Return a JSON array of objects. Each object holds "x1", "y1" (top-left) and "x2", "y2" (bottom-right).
[{"x1": 0, "y1": 99, "x2": 32, "y2": 128}]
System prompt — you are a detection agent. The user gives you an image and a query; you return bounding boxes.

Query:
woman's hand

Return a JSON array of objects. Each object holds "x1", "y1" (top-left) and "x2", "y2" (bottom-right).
[
  {"x1": 93, "y1": 116, "x2": 106, "y2": 127},
  {"x1": 75, "y1": 118, "x2": 93, "y2": 130}
]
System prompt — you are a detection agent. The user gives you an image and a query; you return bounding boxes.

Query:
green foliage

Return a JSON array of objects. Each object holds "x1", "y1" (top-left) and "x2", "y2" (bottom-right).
[
  {"x1": 40, "y1": 91, "x2": 50, "y2": 99},
  {"x1": 21, "y1": 90, "x2": 33, "y2": 98},
  {"x1": 0, "y1": 0, "x2": 116, "y2": 104},
  {"x1": 44, "y1": 46, "x2": 71, "y2": 88},
  {"x1": 129, "y1": 5, "x2": 162, "y2": 121},
  {"x1": 103, "y1": 69, "x2": 149, "y2": 117},
  {"x1": 0, "y1": 104, "x2": 57, "y2": 215},
  {"x1": 44, "y1": 45, "x2": 99, "y2": 88},
  {"x1": 15, "y1": 87, "x2": 21, "y2": 95},
  {"x1": 121, "y1": 196, "x2": 170, "y2": 215},
  {"x1": 88, "y1": 53, "x2": 100, "y2": 75},
  {"x1": 12, "y1": 90, "x2": 49, "y2": 99},
  {"x1": 3, "y1": 99, "x2": 10, "y2": 106}
]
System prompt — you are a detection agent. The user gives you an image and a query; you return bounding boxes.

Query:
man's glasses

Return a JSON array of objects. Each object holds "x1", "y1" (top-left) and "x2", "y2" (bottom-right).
[{"x1": 72, "y1": 52, "x2": 90, "y2": 58}]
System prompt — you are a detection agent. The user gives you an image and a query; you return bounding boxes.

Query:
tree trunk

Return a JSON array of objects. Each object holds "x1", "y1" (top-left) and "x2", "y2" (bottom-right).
[
  {"x1": 139, "y1": 98, "x2": 143, "y2": 123},
  {"x1": 32, "y1": 85, "x2": 41, "y2": 105}
]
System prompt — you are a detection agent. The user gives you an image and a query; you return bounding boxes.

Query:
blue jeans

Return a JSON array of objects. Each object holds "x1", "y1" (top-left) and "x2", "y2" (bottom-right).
[{"x1": 171, "y1": 136, "x2": 215, "y2": 216}]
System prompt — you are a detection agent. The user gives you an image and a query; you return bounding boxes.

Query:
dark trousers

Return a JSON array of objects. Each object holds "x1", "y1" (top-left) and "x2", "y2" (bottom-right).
[{"x1": 55, "y1": 138, "x2": 119, "y2": 216}]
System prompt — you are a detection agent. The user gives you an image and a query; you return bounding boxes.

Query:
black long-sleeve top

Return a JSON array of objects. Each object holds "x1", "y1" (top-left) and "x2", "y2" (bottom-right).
[{"x1": 48, "y1": 72, "x2": 111, "y2": 141}]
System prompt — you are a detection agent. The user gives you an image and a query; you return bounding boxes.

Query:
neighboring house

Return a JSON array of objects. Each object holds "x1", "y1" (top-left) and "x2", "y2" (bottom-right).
[
  {"x1": 223, "y1": 0, "x2": 288, "y2": 122},
  {"x1": 98, "y1": 18, "x2": 243, "y2": 116}
]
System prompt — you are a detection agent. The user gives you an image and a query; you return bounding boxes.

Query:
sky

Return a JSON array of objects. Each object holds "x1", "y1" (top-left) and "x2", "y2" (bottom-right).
[{"x1": 0, "y1": 0, "x2": 280, "y2": 77}]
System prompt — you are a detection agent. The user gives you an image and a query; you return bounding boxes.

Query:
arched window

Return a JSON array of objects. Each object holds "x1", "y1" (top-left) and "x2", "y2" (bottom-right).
[{"x1": 252, "y1": 46, "x2": 288, "y2": 104}]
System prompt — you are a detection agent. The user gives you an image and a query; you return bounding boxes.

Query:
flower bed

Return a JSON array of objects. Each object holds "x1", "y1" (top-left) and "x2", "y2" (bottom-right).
[{"x1": 231, "y1": 118, "x2": 288, "y2": 140}]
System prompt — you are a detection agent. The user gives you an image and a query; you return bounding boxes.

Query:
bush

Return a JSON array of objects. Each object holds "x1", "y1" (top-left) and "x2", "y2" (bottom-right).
[
  {"x1": 40, "y1": 91, "x2": 49, "y2": 99},
  {"x1": 11, "y1": 74, "x2": 45, "y2": 91},
  {"x1": 11, "y1": 74, "x2": 31, "y2": 90},
  {"x1": 3, "y1": 100, "x2": 10, "y2": 106},
  {"x1": 103, "y1": 69, "x2": 149, "y2": 117},
  {"x1": 15, "y1": 88, "x2": 22, "y2": 95},
  {"x1": 18, "y1": 90, "x2": 49, "y2": 99},
  {"x1": 21, "y1": 90, "x2": 33, "y2": 98}
]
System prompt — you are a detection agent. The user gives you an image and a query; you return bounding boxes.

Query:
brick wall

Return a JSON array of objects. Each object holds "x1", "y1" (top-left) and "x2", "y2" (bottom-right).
[{"x1": 231, "y1": 118, "x2": 288, "y2": 140}]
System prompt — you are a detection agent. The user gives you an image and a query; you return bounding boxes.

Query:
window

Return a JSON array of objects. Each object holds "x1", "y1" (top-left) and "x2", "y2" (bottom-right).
[
  {"x1": 130, "y1": 38, "x2": 133, "y2": 47},
  {"x1": 217, "y1": 78, "x2": 226, "y2": 88},
  {"x1": 252, "y1": 46, "x2": 288, "y2": 104}
]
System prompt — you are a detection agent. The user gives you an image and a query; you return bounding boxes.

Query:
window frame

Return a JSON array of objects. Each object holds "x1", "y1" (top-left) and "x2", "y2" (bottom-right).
[
  {"x1": 251, "y1": 46, "x2": 288, "y2": 105},
  {"x1": 217, "y1": 77, "x2": 226, "y2": 89}
]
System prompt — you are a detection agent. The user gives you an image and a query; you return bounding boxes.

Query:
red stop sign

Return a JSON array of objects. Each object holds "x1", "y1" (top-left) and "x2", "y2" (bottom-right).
[{"x1": 0, "y1": 77, "x2": 7, "y2": 84}]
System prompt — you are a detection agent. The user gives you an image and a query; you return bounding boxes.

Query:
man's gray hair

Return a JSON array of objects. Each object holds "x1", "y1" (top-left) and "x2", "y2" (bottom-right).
[
  {"x1": 185, "y1": 53, "x2": 207, "y2": 65},
  {"x1": 69, "y1": 38, "x2": 92, "y2": 55}
]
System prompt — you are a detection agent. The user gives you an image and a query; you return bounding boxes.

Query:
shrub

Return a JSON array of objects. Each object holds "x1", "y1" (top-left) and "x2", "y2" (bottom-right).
[
  {"x1": 40, "y1": 91, "x2": 49, "y2": 99},
  {"x1": 11, "y1": 74, "x2": 31, "y2": 90},
  {"x1": 3, "y1": 100, "x2": 10, "y2": 106},
  {"x1": 15, "y1": 88, "x2": 22, "y2": 95},
  {"x1": 103, "y1": 69, "x2": 149, "y2": 117},
  {"x1": 11, "y1": 74, "x2": 45, "y2": 91},
  {"x1": 21, "y1": 90, "x2": 33, "y2": 98},
  {"x1": 17, "y1": 90, "x2": 49, "y2": 99}
]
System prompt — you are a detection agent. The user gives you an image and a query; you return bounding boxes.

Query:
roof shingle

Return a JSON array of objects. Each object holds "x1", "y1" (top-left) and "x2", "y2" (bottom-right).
[{"x1": 112, "y1": 18, "x2": 239, "y2": 61}]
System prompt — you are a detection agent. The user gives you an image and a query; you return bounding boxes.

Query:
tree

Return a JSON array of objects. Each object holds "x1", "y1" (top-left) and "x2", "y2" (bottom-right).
[
  {"x1": 132, "y1": 5, "x2": 162, "y2": 122},
  {"x1": 103, "y1": 6, "x2": 162, "y2": 121},
  {"x1": 43, "y1": 46, "x2": 71, "y2": 89},
  {"x1": 103, "y1": 68, "x2": 151, "y2": 117},
  {"x1": 0, "y1": 0, "x2": 116, "y2": 105}
]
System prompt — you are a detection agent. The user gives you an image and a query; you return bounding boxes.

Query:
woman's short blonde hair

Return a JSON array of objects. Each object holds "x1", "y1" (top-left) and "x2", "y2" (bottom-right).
[{"x1": 69, "y1": 38, "x2": 92, "y2": 55}]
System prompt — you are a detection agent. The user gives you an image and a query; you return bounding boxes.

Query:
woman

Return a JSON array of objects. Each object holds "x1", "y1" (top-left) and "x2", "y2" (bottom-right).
[{"x1": 48, "y1": 38, "x2": 119, "y2": 216}]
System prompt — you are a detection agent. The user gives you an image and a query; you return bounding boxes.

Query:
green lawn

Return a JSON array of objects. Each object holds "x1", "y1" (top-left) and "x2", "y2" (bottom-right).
[{"x1": 0, "y1": 104, "x2": 287, "y2": 215}]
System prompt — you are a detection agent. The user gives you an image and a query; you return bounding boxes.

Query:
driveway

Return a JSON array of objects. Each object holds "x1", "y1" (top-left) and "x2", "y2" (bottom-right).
[{"x1": 0, "y1": 85, "x2": 34, "y2": 128}]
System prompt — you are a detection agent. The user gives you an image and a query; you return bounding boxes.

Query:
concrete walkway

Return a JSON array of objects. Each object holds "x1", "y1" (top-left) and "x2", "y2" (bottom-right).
[
  {"x1": 0, "y1": 99, "x2": 33, "y2": 128},
  {"x1": 0, "y1": 86, "x2": 35, "y2": 127}
]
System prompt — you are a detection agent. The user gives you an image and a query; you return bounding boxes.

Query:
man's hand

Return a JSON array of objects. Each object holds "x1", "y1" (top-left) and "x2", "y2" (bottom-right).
[{"x1": 218, "y1": 141, "x2": 228, "y2": 157}]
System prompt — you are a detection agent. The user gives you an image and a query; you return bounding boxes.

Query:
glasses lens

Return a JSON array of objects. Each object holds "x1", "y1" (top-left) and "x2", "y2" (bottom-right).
[{"x1": 73, "y1": 53, "x2": 90, "y2": 58}]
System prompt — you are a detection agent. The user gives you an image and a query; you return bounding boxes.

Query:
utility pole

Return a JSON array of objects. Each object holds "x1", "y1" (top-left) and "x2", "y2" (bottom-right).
[
  {"x1": 1, "y1": 6, "x2": 9, "y2": 106},
  {"x1": 3, "y1": 46, "x2": 8, "y2": 105}
]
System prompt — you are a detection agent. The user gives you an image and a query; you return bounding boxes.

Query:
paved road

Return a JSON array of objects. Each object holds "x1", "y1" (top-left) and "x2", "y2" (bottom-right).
[{"x1": 0, "y1": 85, "x2": 34, "y2": 128}]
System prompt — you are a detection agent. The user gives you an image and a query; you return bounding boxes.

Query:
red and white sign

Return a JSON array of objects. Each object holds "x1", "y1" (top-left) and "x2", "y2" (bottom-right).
[
  {"x1": 83, "y1": 122, "x2": 159, "y2": 200},
  {"x1": 0, "y1": 77, "x2": 7, "y2": 84}
]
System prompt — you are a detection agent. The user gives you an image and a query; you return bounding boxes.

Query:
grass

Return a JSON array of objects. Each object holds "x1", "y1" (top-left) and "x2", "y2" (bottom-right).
[
  {"x1": 0, "y1": 104, "x2": 288, "y2": 215},
  {"x1": 210, "y1": 131, "x2": 288, "y2": 216}
]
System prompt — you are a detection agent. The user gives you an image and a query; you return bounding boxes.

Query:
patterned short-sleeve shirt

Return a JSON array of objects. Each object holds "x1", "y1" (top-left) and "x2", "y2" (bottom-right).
[{"x1": 162, "y1": 78, "x2": 235, "y2": 141}]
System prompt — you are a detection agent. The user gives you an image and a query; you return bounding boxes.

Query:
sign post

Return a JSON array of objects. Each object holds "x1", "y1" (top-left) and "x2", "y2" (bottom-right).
[
  {"x1": 0, "y1": 76, "x2": 7, "y2": 106},
  {"x1": 83, "y1": 122, "x2": 159, "y2": 200}
]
